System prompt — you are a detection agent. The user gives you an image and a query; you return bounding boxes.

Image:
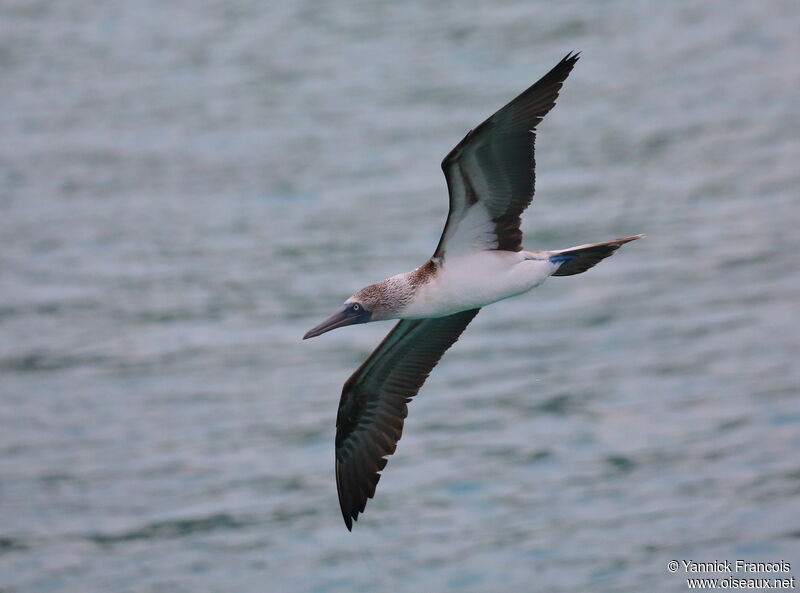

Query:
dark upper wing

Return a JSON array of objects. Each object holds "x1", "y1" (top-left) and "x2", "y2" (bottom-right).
[
  {"x1": 335, "y1": 308, "x2": 480, "y2": 530},
  {"x1": 434, "y1": 52, "x2": 579, "y2": 259}
]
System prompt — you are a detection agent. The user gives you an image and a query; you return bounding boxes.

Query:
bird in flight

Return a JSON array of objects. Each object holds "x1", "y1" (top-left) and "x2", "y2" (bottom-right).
[{"x1": 303, "y1": 52, "x2": 642, "y2": 530}]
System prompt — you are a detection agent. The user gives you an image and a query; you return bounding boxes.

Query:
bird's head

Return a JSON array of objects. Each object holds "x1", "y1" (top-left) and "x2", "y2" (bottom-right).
[{"x1": 303, "y1": 281, "x2": 400, "y2": 340}]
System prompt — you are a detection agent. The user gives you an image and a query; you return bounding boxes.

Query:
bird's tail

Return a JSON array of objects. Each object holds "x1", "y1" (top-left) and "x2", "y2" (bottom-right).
[{"x1": 547, "y1": 234, "x2": 643, "y2": 276}]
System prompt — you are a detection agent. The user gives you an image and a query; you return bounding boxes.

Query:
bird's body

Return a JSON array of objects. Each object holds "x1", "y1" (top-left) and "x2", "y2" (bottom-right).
[
  {"x1": 391, "y1": 250, "x2": 554, "y2": 319},
  {"x1": 303, "y1": 52, "x2": 643, "y2": 530}
]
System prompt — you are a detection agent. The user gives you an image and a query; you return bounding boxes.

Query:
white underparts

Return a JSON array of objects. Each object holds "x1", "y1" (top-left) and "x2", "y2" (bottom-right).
[{"x1": 399, "y1": 251, "x2": 557, "y2": 319}]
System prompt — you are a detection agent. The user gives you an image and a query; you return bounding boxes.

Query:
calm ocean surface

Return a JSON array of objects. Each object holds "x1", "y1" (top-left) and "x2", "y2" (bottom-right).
[{"x1": 1, "y1": 1, "x2": 799, "y2": 591}]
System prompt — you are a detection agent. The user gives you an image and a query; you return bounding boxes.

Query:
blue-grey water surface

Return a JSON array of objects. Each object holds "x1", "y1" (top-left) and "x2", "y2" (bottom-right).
[{"x1": 1, "y1": 1, "x2": 799, "y2": 592}]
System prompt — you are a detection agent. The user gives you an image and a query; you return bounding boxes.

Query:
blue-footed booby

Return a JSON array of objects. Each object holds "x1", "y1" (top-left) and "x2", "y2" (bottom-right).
[{"x1": 303, "y1": 52, "x2": 642, "y2": 530}]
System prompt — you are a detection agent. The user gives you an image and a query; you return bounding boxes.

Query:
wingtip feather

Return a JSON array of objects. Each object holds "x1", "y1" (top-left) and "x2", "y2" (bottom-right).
[{"x1": 616, "y1": 233, "x2": 645, "y2": 244}]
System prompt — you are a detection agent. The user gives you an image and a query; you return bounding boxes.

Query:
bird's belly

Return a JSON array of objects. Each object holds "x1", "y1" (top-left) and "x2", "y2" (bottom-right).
[{"x1": 401, "y1": 252, "x2": 555, "y2": 318}]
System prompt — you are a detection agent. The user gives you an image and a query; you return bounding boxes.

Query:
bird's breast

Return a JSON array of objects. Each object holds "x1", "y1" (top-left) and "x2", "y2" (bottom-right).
[{"x1": 400, "y1": 251, "x2": 555, "y2": 318}]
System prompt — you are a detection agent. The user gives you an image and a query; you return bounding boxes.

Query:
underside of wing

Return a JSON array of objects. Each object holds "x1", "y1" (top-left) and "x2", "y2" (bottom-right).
[
  {"x1": 434, "y1": 52, "x2": 580, "y2": 260},
  {"x1": 334, "y1": 308, "x2": 480, "y2": 530}
]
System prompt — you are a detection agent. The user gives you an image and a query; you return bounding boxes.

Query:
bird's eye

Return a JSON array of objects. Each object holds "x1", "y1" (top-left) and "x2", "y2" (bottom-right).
[{"x1": 352, "y1": 303, "x2": 361, "y2": 311}]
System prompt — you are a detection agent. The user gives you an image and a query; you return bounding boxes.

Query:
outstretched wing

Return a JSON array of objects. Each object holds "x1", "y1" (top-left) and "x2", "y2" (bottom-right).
[
  {"x1": 434, "y1": 52, "x2": 579, "y2": 260},
  {"x1": 335, "y1": 308, "x2": 480, "y2": 530}
]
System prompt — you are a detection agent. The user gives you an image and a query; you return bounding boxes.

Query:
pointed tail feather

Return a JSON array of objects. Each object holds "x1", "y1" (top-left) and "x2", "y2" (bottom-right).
[{"x1": 549, "y1": 234, "x2": 643, "y2": 276}]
